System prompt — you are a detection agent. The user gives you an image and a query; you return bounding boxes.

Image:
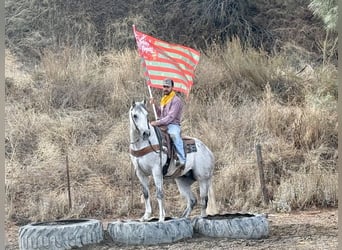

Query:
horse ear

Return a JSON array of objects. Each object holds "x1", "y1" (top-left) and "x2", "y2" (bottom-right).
[
  {"x1": 143, "y1": 98, "x2": 147, "y2": 105},
  {"x1": 132, "y1": 100, "x2": 135, "y2": 107}
]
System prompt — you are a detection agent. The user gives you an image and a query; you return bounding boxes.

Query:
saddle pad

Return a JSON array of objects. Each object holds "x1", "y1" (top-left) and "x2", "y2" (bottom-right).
[
  {"x1": 185, "y1": 143, "x2": 197, "y2": 153},
  {"x1": 183, "y1": 137, "x2": 197, "y2": 153}
]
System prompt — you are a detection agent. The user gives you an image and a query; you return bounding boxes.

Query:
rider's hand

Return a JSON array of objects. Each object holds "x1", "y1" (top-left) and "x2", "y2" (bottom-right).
[
  {"x1": 151, "y1": 121, "x2": 157, "y2": 126},
  {"x1": 149, "y1": 98, "x2": 155, "y2": 105}
]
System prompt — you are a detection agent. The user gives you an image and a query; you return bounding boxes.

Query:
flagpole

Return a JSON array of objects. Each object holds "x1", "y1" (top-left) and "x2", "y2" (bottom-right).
[
  {"x1": 133, "y1": 25, "x2": 200, "y2": 119},
  {"x1": 148, "y1": 85, "x2": 158, "y2": 120}
]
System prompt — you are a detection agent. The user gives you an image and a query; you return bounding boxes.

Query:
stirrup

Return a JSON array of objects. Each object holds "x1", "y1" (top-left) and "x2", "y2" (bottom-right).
[{"x1": 165, "y1": 163, "x2": 185, "y2": 178}]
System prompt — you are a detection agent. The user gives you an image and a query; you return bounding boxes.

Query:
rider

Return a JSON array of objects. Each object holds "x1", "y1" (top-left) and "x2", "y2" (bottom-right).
[{"x1": 150, "y1": 78, "x2": 186, "y2": 177}]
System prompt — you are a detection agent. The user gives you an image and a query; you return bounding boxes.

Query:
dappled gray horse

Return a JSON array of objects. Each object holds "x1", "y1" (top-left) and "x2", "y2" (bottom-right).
[{"x1": 129, "y1": 100, "x2": 216, "y2": 222}]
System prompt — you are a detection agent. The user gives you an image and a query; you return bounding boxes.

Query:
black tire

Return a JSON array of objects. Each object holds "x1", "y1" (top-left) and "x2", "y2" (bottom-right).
[
  {"x1": 192, "y1": 213, "x2": 269, "y2": 239},
  {"x1": 107, "y1": 217, "x2": 193, "y2": 245},
  {"x1": 18, "y1": 219, "x2": 103, "y2": 250}
]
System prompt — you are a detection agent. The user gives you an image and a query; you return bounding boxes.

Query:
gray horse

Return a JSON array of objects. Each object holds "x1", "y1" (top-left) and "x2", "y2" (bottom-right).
[{"x1": 129, "y1": 100, "x2": 217, "y2": 222}]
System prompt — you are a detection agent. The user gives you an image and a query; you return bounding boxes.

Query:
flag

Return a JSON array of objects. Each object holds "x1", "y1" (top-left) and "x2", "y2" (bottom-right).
[{"x1": 133, "y1": 25, "x2": 200, "y2": 96}]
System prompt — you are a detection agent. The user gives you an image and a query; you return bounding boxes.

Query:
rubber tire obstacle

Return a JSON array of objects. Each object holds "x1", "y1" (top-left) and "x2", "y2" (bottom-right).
[
  {"x1": 107, "y1": 217, "x2": 193, "y2": 245},
  {"x1": 192, "y1": 213, "x2": 269, "y2": 239},
  {"x1": 18, "y1": 219, "x2": 103, "y2": 250},
  {"x1": 18, "y1": 214, "x2": 269, "y2": 248}
]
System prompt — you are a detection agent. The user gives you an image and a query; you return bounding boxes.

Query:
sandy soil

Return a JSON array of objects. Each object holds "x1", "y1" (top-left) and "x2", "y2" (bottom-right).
[{"x1": 6, "y1": 209, "x2": 337, "y2": 250}]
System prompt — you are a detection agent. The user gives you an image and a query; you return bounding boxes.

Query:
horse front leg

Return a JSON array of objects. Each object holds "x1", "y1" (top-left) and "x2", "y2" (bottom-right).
[
  {"x1": 136, "y1": 171, "x2": 152, "y2": 221},
  {"x1": 152, "y1": 170, "x2": 165, "y2": 222}
]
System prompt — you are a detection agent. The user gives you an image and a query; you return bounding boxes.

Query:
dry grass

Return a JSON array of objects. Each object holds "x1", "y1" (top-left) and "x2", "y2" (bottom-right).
[
  {"x1": 5, "y1": 38, "x2": 337, "y2": 224},
  {"x1": 193, "y1": 39, "x2": 304, "y2": 105},
  {"x1": 6, "y1": 0, "x2": 335, "y2": 66}
]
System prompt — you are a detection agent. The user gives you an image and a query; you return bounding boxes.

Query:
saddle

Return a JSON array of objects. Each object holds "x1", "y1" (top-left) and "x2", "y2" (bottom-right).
[{"x1": 154, "y1": 126, "x2": 197, "y2": 175}]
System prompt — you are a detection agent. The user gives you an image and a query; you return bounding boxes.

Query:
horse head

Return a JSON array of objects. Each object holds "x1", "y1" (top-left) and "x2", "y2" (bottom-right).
[{"x1": 130, "y1": 100, "x2": 151, "y2": 141}]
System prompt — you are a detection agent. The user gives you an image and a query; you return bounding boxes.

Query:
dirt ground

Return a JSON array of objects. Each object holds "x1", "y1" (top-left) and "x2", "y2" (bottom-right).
[{"x1": 6, "y1": 209, "x2": 337, "y2": 250}]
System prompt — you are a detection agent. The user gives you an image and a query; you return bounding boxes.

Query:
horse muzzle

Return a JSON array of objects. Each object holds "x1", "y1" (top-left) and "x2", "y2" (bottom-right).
[{"x1": 142, "y1": 130, "x2": 151, "y2": 140}]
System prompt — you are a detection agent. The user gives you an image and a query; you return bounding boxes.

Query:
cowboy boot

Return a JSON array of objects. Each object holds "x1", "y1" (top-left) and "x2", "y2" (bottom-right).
[{"x1": 165, "y1": 160, "x2": 185, "y2": 178}]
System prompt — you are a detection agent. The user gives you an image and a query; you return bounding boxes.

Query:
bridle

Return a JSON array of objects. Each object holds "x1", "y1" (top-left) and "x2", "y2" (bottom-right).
[
  {"x1": 130, "y1": 104, "x2": 151, "y2": 144},
  {"x1": 129, "y1": 103, "x2": 161, "y2": 155}
]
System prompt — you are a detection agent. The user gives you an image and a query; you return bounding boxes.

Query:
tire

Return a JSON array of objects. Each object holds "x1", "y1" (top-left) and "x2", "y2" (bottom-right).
[
  {"x1": 192, "y1": 213, "x2": 269, "y2": 239},
  {"x1": 107, "y1": 217, "x2": 193, "y2": 245},
  {"x1": 18, "y1": 219, "x2": 103, "y2": 250}
]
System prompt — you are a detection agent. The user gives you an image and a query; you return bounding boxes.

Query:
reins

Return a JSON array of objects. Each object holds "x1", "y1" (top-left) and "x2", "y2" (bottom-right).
[
  {"x1": 129, "y1": 144, "x2": 161, "y2": 157},
  {"x1": 129, "y1": 104, "x2": 163, "y2": 158},
  {"x1": 129, "y1": 129, "x2": 164, "y2": 157}
]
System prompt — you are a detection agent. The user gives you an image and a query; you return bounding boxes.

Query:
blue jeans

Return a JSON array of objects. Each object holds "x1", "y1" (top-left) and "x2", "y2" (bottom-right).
[{"x1": 167, "y1": 124, "x2": 186, "y2": 164}]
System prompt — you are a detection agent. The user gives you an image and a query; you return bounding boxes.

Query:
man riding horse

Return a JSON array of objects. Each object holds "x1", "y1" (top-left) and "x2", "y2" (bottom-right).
[{"x1": 150, "y1": 78, "x2": 186, "y2": 178}]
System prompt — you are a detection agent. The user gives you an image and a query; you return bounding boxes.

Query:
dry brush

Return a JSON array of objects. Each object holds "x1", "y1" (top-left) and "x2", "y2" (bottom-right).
[{"x1": 5, "y1": 39, "x2": 337, "y2": 224}]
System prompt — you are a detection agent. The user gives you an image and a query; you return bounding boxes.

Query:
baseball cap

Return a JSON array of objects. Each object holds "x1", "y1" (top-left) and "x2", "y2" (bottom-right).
[{"x1": 163, "y1": 78, "x2": 174, "y2": 87}]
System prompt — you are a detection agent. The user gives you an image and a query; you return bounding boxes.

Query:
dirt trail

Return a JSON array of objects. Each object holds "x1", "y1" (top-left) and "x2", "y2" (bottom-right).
[{"x1": 6, "y1": 209, "x2": 337, "y2": 250}]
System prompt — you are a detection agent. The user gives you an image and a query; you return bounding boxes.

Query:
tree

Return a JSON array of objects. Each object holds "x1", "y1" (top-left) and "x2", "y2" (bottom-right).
[{"x1": 309, "y1": 0, "x2": 338, "y2": 31}]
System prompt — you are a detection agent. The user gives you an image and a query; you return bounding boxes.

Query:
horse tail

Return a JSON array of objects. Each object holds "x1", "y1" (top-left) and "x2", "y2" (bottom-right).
[{"x1": 206, "y1": 178, "x2": 218, "y2": 215}]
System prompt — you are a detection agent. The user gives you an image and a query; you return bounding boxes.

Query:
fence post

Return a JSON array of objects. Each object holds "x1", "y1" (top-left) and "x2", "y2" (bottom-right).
[
  {"x1": 255, "y1": 144, "x2": 269, "y2": 205},
  {"x1": 66, "y1": 152, "x2": 72, "y2": 210}
]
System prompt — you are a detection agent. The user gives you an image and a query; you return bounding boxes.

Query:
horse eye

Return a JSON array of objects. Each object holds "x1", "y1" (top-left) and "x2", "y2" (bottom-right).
[{"x1": 133, "y1": 114, "x2": 138, "y2": 119}]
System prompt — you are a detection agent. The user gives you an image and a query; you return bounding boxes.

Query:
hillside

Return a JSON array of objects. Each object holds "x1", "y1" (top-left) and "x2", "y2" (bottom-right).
[
  {"x1": 5, "y1": 1, "x2": 337, "y2": 247},
  {"x1": 5, "y1": 0, "x2": 337, "y2": 66}
]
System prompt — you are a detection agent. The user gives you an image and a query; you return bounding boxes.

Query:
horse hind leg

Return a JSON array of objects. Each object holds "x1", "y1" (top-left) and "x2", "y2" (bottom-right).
[
  {"x1": 175, "y1": 176, "x2": 196, "y2": 218},
  {"x1": 206, "y1": 181, "x2": 218, "y2": 215},
  {"x1": 199, "y1": 179, "x2": 210, "y2": 217}
]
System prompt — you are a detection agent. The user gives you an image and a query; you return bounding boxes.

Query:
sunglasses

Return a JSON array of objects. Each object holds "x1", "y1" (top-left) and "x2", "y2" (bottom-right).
[{"x1": 163, "y1": 85, "x2": 171, "y2": 88}]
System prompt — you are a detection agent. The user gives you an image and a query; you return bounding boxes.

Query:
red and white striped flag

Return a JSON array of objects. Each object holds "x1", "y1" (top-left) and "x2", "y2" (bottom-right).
[{"x1": 133, "y1": 25, "x2": 200, "y2": 96}]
